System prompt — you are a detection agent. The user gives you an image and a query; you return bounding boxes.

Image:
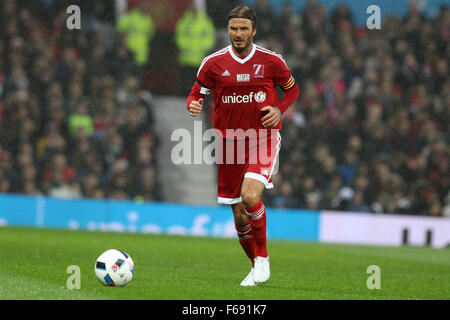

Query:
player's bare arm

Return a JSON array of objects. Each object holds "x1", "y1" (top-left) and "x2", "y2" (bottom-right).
[
  {"x1": 188, "y1": 98, "x2": 204, "y2": 117},
  {"x1": 260, "y1": 106, "x2": 282, "y2": 128}
]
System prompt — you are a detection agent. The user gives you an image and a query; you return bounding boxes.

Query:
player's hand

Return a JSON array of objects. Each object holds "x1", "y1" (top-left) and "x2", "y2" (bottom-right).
[
  {"x1": 261, "y1": 106, "x2": 281, "y2": 128},
  {"x1": 188, "y1": 98, "x2": 203, "y2": 117}
]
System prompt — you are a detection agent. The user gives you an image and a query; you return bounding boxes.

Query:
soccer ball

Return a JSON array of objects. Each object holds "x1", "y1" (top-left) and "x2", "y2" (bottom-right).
[{"x1": 95, "y1": 249, "x2": 134, "y2": 287}]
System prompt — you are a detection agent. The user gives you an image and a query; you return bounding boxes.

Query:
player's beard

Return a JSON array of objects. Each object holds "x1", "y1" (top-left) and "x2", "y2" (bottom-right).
[{"x1": 231, "y1": 35, "x2": 253, "y2": 55}]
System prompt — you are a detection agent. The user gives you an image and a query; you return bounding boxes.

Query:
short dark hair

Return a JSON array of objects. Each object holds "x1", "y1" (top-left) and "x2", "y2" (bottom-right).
[{"x1": 227, "y1": 6, "x2": 257, "y2": 29}]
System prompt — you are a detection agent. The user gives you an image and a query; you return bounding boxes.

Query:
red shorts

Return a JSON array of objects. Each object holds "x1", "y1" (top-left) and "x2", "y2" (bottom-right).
[{"x1": 217, "y1": 132, "x2": 281, "y2": 204}]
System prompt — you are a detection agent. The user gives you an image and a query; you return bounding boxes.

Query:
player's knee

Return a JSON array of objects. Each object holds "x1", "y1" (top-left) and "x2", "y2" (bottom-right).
[{"x1": 241, "y1": 190, "x2": 259, "y2": 208}]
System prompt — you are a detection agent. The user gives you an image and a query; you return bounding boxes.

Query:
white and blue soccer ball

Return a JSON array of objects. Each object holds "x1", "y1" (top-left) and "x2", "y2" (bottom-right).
[{"x1": 95, "y1": 249, "x2": 134, "y2": 287}]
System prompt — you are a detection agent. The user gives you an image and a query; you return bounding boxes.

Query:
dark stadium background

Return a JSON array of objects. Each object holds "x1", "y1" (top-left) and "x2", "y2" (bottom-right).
[{"x1": 1, "y1": 0, "x2": 448, "y2": 217}]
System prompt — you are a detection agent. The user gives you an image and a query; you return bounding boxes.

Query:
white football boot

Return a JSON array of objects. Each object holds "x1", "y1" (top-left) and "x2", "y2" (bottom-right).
[
  {"x1": 240, "y1": 268, "x2": 257, "y2": 287},
  {"x1": 253, "y1": 256, "x2": 270, "y2": 283}
]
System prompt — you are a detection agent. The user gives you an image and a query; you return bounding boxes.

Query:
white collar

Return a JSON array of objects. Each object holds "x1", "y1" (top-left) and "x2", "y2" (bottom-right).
[{"x1": 228, "y1": 44, "x2": 256, "y2": 64}]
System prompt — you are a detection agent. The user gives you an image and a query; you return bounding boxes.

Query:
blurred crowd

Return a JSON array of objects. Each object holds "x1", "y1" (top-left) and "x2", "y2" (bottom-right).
[
  {"x1": 0, "y1": 0, "x2": 448, "y2": 216},
  {"x1": 0, "y1": 0, "x2": 162, "y2": 202},
  {"x1": 244, "y1": 0, "x2": 449, "y2": 216}
]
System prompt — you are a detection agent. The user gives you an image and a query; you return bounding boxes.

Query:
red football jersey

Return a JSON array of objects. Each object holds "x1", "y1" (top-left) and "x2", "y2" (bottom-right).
[{"x1": 194, "y1": 44, "x2": 296, "y2": 139}]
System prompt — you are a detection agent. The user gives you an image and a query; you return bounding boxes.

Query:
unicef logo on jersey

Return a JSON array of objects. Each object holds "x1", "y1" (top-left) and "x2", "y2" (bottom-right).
[
  {"x1": 221, "y1": 91, "x2": 266, "y2": 104},
  {"x1": 255, "y1": 91, "x2": 266, "y2": 103}
]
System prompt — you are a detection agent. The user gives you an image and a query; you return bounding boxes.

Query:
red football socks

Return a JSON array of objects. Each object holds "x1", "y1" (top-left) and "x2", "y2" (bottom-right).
[
  {"x1": 235, "y1": 222, "x2": 256, "y2": 266},
  {"x1": 244, "y1": 199, "x2": 268, "y2": 258}
]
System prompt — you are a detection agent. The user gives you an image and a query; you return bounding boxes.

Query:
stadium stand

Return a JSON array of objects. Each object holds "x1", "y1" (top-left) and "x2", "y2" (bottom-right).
[
  {"x1": 246, "y1": 0, "x2": 449, "y2": 216},
  {"x1": 203, "y1": 0, "x2": 449, "y2": 216},
  {"x1": 0, "y1": 0, "x2": 448, "y2": 217},
  {"x1": 0, "y1": 0, "x2": 162, "y2": 202}
]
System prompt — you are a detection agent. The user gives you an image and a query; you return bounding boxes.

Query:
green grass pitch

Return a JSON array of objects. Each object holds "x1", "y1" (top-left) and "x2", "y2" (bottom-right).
[{"x1": 0, "y1": 226, "x2": 449, "y2": 300}]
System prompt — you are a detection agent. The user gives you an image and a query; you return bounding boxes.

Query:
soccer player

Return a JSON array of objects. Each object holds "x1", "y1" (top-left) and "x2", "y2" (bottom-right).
[{"x1": 186, "y1": 6, "x2": 299, "y2": 286}]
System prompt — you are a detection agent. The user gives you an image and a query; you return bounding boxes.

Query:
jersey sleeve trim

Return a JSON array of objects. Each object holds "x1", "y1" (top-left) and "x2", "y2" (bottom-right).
[
  {"x1": 281, "y1": 76, "x2": 296, "y2": 91},
  {"x1": 196, "y1": 80, "x2": 211, "y2": 95}
]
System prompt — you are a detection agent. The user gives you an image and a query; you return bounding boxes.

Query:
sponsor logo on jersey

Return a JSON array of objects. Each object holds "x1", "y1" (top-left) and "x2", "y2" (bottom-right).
[
  {"x1": 221, "y1": 91, "x2": 266, "y2": 104},
  {"x1": 255, "y1": 91, "x2": 266, "y2": 103},
  {"x1": 253, "y1": 64, "x2": 264, "y2": 78},
  {"x1": 237, "y1": 74, "x2": 250, "y2": 82},
  {"x1": 221, "y1": 70, "x2": 231, "y2": 76}
]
